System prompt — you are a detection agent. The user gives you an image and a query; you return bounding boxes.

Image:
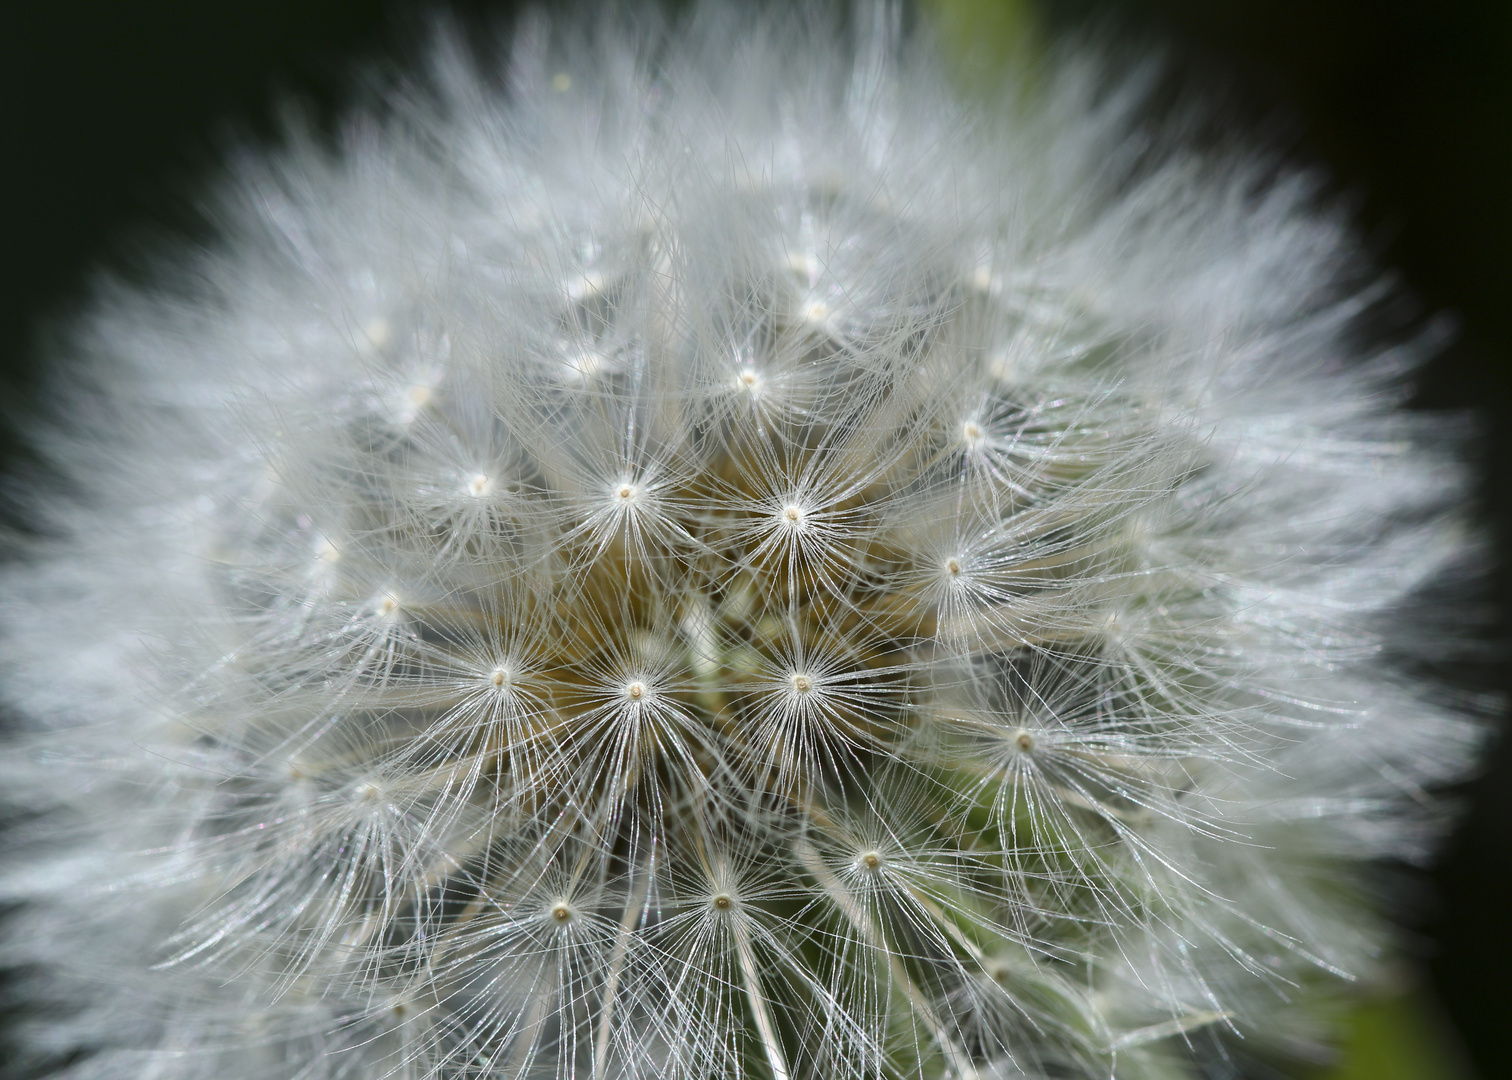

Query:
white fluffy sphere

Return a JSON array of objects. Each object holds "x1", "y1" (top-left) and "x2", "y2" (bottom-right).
[{"x1": 0, "y1": 4, "x2": 1481, "y2": 1079}]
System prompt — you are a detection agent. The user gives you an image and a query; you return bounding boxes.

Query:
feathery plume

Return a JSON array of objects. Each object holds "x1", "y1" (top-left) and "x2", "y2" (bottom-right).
[{"x1": 0, "y1": 3, "x2": 1484, "y2": 1078}]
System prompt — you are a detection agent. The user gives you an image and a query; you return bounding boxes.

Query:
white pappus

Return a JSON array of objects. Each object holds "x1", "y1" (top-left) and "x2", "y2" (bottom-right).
[{"x1": 0, "y1": 3, "x2": 1485, "y2": 1079}]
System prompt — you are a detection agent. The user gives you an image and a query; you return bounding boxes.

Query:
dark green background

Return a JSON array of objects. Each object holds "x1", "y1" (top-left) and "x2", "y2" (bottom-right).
[{"x1": 1, "y1": 2, "x2": 1507, "y2": 1077}]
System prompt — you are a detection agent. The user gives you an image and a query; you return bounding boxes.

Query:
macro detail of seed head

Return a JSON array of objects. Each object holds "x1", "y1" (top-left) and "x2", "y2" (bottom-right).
[{"x1": 0, "y1": 3, "x2": 1484, "y2": 1080}]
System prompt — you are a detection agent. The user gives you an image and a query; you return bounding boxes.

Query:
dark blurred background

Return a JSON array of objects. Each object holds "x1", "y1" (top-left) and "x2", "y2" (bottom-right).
[{"x1": 1, "y1": 2, "x2": 1507, "y2": 1077}]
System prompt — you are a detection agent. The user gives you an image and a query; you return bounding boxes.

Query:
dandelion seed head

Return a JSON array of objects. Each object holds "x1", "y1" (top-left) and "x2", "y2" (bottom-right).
[{"x1": 0, "y1": 4, "x2": 1484, "y2": 1080}]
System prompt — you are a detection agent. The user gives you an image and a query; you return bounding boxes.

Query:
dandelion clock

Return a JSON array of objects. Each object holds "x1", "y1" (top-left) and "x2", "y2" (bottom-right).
[{"x1": 0, "y1": 3, "x2": 1486, "y2": 1078}]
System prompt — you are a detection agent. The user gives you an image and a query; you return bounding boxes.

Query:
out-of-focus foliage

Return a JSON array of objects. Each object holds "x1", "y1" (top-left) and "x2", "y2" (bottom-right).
[{"x1": 1313, "y1": 993, "x2": 1473, "y2": 1080}]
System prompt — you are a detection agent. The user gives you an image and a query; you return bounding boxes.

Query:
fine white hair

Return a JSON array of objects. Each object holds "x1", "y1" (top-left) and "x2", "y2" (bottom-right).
[{"x1": 0, "y1": 3, "x2": 1483, "y2": 1079}]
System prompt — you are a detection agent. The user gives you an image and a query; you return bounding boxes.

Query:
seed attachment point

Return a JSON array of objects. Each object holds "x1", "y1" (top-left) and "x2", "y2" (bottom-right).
[{"x1": 801, "y1": 299, "x2": 830, "y2": 325}]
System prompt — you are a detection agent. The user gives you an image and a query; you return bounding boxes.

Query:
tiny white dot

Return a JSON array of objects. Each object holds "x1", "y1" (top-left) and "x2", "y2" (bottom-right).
[
  {"x1": 712, "y1": 893, "x2": 733, "y2": 911},
  {"x1": 363, "y1": 317, "x2": 391, "y2": 350},
  {"x1": 962, "y1": 420, "x2": 984, "y2": 444},
  {"x1": 791, "y1": 673, "x2": 813, "y2": 694},
  {"x1": 562, "y1": 347, "x2": 607, "y2": 382},
  {"x1": 551, "y1": 72, "x2": 572, "y2": 93},
  {"x1": 568, "y1": 271, "x2": 605, "y2": 301},
  {"x1": 625, "y1": 681, "x2": 646, "y2": 701},
  {"x1": 858, "y1": 851, "x2": 882, "y2": 871},
  {"x1": 1014, "y1": 729, "x2": 1035, "y2": 753},
  {"x1": 802, "y1": 299, "x2": 830, "y2": 324},
  {"x1": 945, "y1": 557, "x2": 963, "y2": 576},
  {"x1": 783, "y1": 504, "x2": 804, "y2": 524}
]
